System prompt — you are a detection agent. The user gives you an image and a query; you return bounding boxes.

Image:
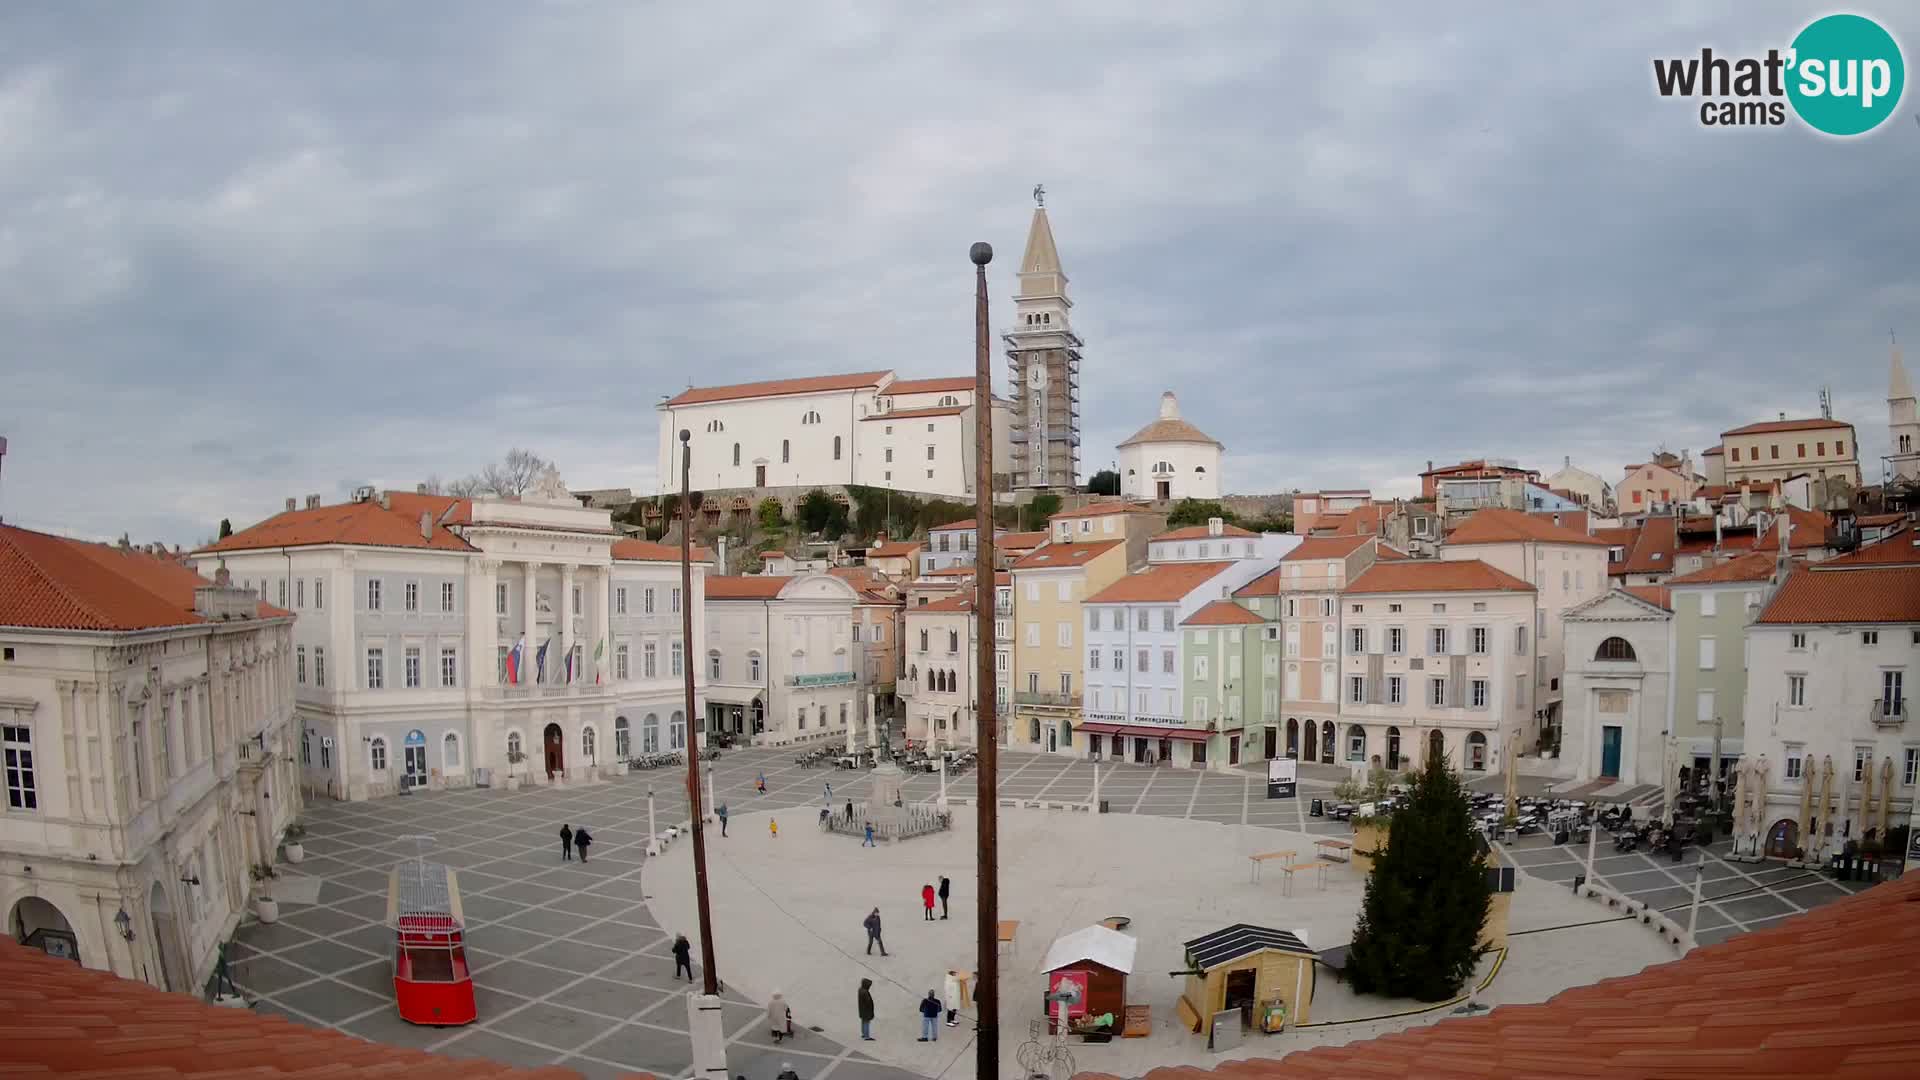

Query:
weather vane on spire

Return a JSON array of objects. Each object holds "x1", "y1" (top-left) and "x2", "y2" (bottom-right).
[{"x1": 1032, "y1": 183, "x2": 1045, "y2": 208}]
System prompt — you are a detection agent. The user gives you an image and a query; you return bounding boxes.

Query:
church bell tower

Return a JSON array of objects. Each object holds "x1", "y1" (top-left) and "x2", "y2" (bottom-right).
[{"x1": 1003, "y1": 186, "x2": 1082, "y2": 492}]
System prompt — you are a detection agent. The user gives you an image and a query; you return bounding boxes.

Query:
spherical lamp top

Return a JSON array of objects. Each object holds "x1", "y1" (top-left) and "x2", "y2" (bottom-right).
[{"x1": 969, "y1": 242, "x2": 993, "y2": 266}]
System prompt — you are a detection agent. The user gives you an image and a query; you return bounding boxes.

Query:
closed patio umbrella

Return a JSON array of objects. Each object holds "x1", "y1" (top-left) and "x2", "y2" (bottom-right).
[
  {"x1": 1860, "y1": 757, "x2": 1876, "y2": 843},
  {"x1": 1817, "y1": 756, "x2": 1836, "y2": 860},
  {"x1": 1797, "y1": 763, "x2": 1815, "y2": 859},
  {"x1": 1878, "y1": 757, "x2": 1896, "y2": 840}
]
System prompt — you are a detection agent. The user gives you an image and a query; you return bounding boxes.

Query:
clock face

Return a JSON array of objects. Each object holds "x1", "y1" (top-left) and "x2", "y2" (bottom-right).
[{"x1": 1027, "y1": 365, "x2": 1048, "y2": 389}]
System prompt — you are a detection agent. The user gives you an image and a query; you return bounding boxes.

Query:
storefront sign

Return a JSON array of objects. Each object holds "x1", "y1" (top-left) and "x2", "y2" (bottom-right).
[
  {"x1": 788, "y1": 672, "x2": 855, "y2": 688},
  {"x1": 1267, "y1": 757, "x2": 1297, "y2": 800}
]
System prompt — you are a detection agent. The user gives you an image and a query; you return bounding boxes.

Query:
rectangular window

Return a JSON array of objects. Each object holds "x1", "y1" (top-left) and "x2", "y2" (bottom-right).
[
  {"x1": 1057, "y1": 581, "x2": 1071, "y2": 602},
  {"x1": 1110, "y1": 609, "x2": 1124, "y2": 631},
  {"x1": 496, "y1": 582, "x2": 508, "y2": 615},
  {"x1": 295, "y1": 646, "x2": 307, "y2": 684},
  {"x1": 1060, "y1": 672, "x2": 1072, "y2": 694},
  {"x1": 1471, "y1": 679, "x2": 1488, "y2": 708},
  {"x1": 1057, "y1": 623, "x2": 1072, "y2": 647},
  {"x1": 367, "y1": 578, "x2": 382, "y2": 611},
  {"x1": 1285, "y1": 598, "x2": 1296, "y2": 618},
  {"x1": 1836, "y1": 440, "x2": 1846, "y2": 455},
  {"x1": 1162, "y1": 608, "x2": 1175, "y2": 632},
  {"x1": 617, "y1": 644, "x2": 631, "y2": 680},
  {"x1": 1025, "y1": 623, "x2": 1038, "y2": 646},
  {"x1": 996, "y1": 651, "x2": 1008, "y2": 674},
  {"x1": 643, "y1": 642, "x2": 657, "y2": 679},
  {"x1": 1791, "y1": 631, "x2": 1807, "y2": 649},
  {"x1": 295, "y1": 578, "x2": 305, "y2": 608},
  {"x1": 1730, "y1": 447, "x2": 1740, "y2": 462},
  {"x1": 1697, "y1": 689, "x2": 1715, "y2": 724},
  {"x1": 441, "y1": 647, "x2": 458, "y2": 687},
  {"x1": 441, "y1": 582, "x2": 456, "y2": 612},
  {"x1": 1430, "y1": 626, "x2": 1449, "y2": 655},
  {"x1": 1770, "y1": 444, "x2": 1779, "y2": 459},
  {"x1": 5, "y1": 725, "x2": 36, "y2": 811},
  {"x1": 1088, "y1": 648, "x2": 1100, "y2": 671},
  {"x1": 1516, "y1": 626, "x2": 1528, "y2": 654},
  {"x1": 1431, "y1": 678, "x2": 1447, "y2": 706},
  {"x1": 1348, "y1": 675, "x2": 1365, "y2": 704},
  {"x1": 1347, "y1": 730, "x2": 1365, "y2": 761},
  {"x1": 1349, "y1": 627, "x2": 1366, "y2": 653},
  {"x1": 1905, "y1": 747, "x2": 1919, "y2": 787},
  {"x1": 1194, "y1": 655, "x2": 1209, "y2": 678},
  {"x1": 1322, "y1": 598, "x2": 1334, "y2": 617},
  {"x1": 1088, "y1": 609, "x2": 1099, "y2": 633},
  {"x1": 1862, "y1": 630, "x2": 1880, "y2": 646},
  {"x1": 404, "y1": 581, "x2": 418, "y2": 612},
  {"x1": 1788, "y1": 674, "x2": 1806, "y2": 707},
  {"x1": 643, "y1": 587, "x2": 657, "y2": 614},
  {"x1": 1855, "y1": 748, "x2": 1871, "y2": 783},
  {"x1": 615, "y1": 587, "x2": 628, "y2": 615},
  {"x1": 1700, "y1": 591, "x2": 1716, "y2": 617},
  {"x1": 1885, "y1": 670, "x2": 1905, "y2": 715},
  {"x1": 671, "y1": 587, "x2": 682, "y2": 614},
  {"x1": 366, "y1": 647, "x2": 385, "y2": 690},
  {"x1": 130, "y1": 718, "x2": 146, "y2": 799},
  {"x1": 670, "y1": 641, "x2": 683, "y2": 677},
  {"x1": 404, "y1": 646, "x2": 421, "y2": 688},
  {"x1": 1162, "y1": 649, "x2": 1174, "y2": 673},
  {"x1": 1137, "y1": 608, "x2": 1150, "y2": 631},
  {"x1": 278, "y1": 578, "x2": 288, "y2": 607},
  {"x1": 314, "y1": 646, "x2": 326, "y2": 687},
  {"x1": 1388, "y1": 675, "x2": 1403, "y2": 705},
  {"x1": 1700, "y1": 636, "x2": 1716, "y2": 670},
  {"x1": 1786, "y1": 747, "x2": 1804, "y2": 780},
  {"x1": 1471, "y1": 626, "x2": 1488, "y2": 655},
  {"x1": 1388, "y1": 627, "x2": 1403, "y2": 654}
]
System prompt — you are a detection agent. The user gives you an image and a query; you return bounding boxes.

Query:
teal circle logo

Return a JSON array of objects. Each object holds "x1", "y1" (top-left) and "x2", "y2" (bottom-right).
[{"x1": 1786, "y1": 14, "x2": 1905, "y2": 136}]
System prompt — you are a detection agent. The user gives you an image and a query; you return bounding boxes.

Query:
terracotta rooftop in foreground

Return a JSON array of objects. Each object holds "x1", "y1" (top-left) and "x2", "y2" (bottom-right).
[
  {"x1": 865, "y1": 540, "x2": 921, "y2": 558},
  {"x1": 2, "y1": 524, "x2": 286, "y2": 631},
  {"x1": 1086, "y1": 561, "x2": 1236, "y2": 604},
  {"x1": 1182, "y1": 599, "x2": 1265, "y2": 626},
  {"x1": 1012, "y1": 538, "x2": 1124, "y2": 569},
  {"x1": 704, "y1": 574, "x2": 792, "y2": 599},
  {"x1": 1077, "y1": 872, "x2": 1920, "y2": 1080},
  {"x1": 1623, "y1": 584, "x2": 1672, "y2": 610},
  {"x1": 1756, "y1": 564, "x2": 1920, "y2": 624},
  {"x1": 1665, "y1": 549, "x2": 1781, "y2": 586},
  {"x1": 197, "y1": 498, "x2": 479, "y2": 555},
  {"x1": 1446, "y1": 507, "x2": 1607, "y2": 547},
  {"x1": 0, "y1": 939, "x2": 630, "y2": 1080},
  {"x1": 659, "y1": 369, "x2": 890, "y2": 407},
  {"x1": 1346, "y1": 559, "x2": 1534, "y2": 595},
  {"x1": 1818, "y1": 527, "x2": 1920, "y2": 567}
]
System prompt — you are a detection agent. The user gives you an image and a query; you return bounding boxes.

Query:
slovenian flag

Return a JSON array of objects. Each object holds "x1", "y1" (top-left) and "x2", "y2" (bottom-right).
[
  {"x1": 536, "y1": 637, "x2": 551, "y2": 683},
  {"x1": 506, "y1": 636, "x2": 525, "y2": 684},
  {"x1": 593, "y1": 639, "x2": 605, "y2": 685},
  {"x1": 564, "y1": 647, "x2": 575, "y2": 684}
]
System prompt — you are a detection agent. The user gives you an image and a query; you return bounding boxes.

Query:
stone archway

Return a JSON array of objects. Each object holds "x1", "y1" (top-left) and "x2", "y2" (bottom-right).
[
  {"x1": 1302, "y1": 720, "x2": 1317, "y2": 763},
  {"x1": 543, "y1": 722, "x2": 564, "y2": 780},
  {"x1": 1285, "y1": 718, "x2": 1299, "y2": 758},
  {"x1": 10, "y1": 896, "x2": 79, "y2": 965},
  {"x1": 1427, "y1": 729, "x2": 1445, "y2": 766},
  {"x1": 148, "y1": 881, "x2": 185, "y2": 992}
]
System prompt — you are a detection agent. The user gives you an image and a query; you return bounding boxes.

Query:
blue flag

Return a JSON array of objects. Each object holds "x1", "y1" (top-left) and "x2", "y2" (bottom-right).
[{"x1": 536, "y1": 638, "x2": 551, "y2": 683}]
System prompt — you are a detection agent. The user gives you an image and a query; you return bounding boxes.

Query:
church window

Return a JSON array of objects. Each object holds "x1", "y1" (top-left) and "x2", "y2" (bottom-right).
[
  {"x1": 782, "y1": 439, "x2": 790, "y2": 463},
  {"x1": 733, "y1": 443, "x2": 740, "y2": 466},
  {"x1": 1195, "y1": 465, "x2": 1206, "y2": 473},
  {"x1": 833, "y1": 435, "x2": 842, "y2": 460}
]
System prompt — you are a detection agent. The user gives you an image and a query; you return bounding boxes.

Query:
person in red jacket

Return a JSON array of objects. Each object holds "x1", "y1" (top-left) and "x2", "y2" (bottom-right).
[{"x1": 921, "y1": 883, "x2": 936, "y2": 921}]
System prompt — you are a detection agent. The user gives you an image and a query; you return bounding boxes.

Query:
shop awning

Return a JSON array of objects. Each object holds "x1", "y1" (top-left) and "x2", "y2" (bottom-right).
[
  {"x1": 1078, "y1": 722, "x2": 1124, "y2": 735},
  {"x1": 1083, "y1": 723, "x2": 1210, "y2": 742}
]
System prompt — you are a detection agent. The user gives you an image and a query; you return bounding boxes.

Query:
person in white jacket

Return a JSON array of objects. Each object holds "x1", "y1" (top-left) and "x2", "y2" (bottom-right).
[{"x1": 942, "y1": 970, "x2": 964, "y2": 1028}]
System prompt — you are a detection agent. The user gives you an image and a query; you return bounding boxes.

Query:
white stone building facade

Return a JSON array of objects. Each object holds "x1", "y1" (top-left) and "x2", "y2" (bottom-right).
[
  {"x1": 1118, "y1": 393, "x2": 1223, "y2": 503},
  {"x1": 1561, "y1": 589, "x2": 1673, "y2": 786},
  {"x1": 702, "y1": 573, "x2": 861, "y2": 745}
]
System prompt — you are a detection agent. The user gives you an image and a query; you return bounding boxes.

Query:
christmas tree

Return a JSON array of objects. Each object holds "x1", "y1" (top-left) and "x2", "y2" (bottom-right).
[{"x1": 1346, "y1": 750, "x2": 1492, "y2": 1001}]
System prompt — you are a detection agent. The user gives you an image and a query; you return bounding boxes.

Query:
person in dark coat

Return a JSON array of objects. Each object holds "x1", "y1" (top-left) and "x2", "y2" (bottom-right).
[
  {"x1": 672, "y1": 933, "x2": 694, "y2": 981},
  {"x1": 573, "y1": 825, "x2": 593, "y2": 863},
  {"x1": 856, "y1": 978, "x2": 876, "y2": 1041},
  {"x1": 921, "y1": 883, "x2": 936, "y2": 921},
  {"x1": 864, "y1": 907, "x2": 887, "y2": 955},
  {"x1": 717, "y1": 803, "x2": 729, "y2": 837},
  {"x1": 917, "y1": 990, "x2": 942, "y2": 1042},
  {"x1": 558, "y1": 823, "x2": 574, "y2": 861},
  {"x1": 937, "y1": 876, "x2": 950, "y2": 920}
]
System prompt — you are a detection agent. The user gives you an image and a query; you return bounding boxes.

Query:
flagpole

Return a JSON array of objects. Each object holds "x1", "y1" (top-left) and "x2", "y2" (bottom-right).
[
  {"x1": 680, "y1": 429, "x2": 720, "y2": 996},
  {"x1": 968, "y1": 239, "x2": 1000, "y2": 1080}
]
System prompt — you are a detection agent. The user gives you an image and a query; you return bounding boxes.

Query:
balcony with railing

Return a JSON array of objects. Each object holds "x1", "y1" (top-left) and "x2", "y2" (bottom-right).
[
  {"x1": 1871, "y1": 698, "x2": 1906, "y2": 729},
  {"x1": 1014, "y1": 690, "x2": 1081, "y2": 708},
  {"x1": 482, "y1": 684, "x2": 610, "y2": 702}
]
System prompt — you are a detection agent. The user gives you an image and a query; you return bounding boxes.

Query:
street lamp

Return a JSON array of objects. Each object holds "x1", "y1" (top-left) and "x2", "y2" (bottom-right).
[{"x1": 113, "y1": 908, "x2": 134, "y2": 941}]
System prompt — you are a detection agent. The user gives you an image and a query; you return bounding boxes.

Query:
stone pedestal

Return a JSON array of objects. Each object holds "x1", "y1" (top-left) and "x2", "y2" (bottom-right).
[
  {"x1": 868, "y1": 762, "x2": 907, "y2": 833},
  {"x1": 687, "y1": 991, "x2": 729, "y2": 1080}
]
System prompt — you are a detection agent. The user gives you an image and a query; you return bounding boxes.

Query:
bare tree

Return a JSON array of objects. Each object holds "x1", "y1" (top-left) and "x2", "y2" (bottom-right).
[
  {"x1": 441, "y1": 448, "x2": 554, "y2": 498},
  {"x1": 419, "y1": 474, "x2": 446, "y2": 495},
  {"x1": 446, "y1": 475, "x2": 486, "y2": 497}
]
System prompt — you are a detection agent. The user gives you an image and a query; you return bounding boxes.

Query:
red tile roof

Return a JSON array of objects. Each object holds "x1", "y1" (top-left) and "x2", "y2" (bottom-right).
[
  {"x1": 920, "y1": 594, "x2": 975, "y2": 613},
  {"x1": 1182, "y1": 599, "x2": 1265, "y2": 626},
  {"x1": 1722, "y1": 416, "x2": 1854, "y2": 436},
  {"x1": 1757, "y1": 564, "x2": 1920, "y2": 624},
  {"x1": 1666, "y1": 550, "x2": 1782, "y2": 586},
  {"x1": 1346, "y1": 559, "x2": 1534, "y2": 595},
  {"x1": 860, "y1": 405, "x2": 968, "y2": 421},
  {"x1": 1527, "y1": 508, "x2": 1589, "y2": 535},
  {"x1": 1419, "y1": 459, "x2": 1536, "y2": 478},
  {"x1": 1279, "y1": 535, "x2": 1374, "y2": 562},
  {"x1": 198, "y1": 499, "x2": 478, "y2": 555},
  {"x1": 866, "y1": 541, "x2": 921, "y2": 559},
  {"x1": 1086, "y1": 561, "x2": 1236, "y2": 604},
  {"x1": 1818, "y1": 528, "x2": 1920, "y2": 567},
  {"x1": 883, "y1": 376, "x2": 974, "y2": 395},
  {"x1": 1375, "y1": 544, "x2": 1412, "y2": 560},
  {"x1": 2, "y1": 525, "x2": 286, "y2": 631},
  {"x1": 998, "y1": 530, "x2": 1049, "y2": 551},
  {"x1": 1012, "y1": 538, "x2": 1124, "y2": 570},
  {"x1": 1751, "y1": 507, "x2": 1833, "y2": 553},
  {"x1": 1623, "y1": 584, "x2": 1672, "y2": 610},
  {"x1": 1154, "y1": 523, "x2": 1257, "y2": 541},
  {"x1": 1079, "y1": 871, "x2": 1920, "y2": 1080},
  {"x1": 0, "y1": 939, "x2": 627, "y2": 1080},
  {"x1": 1701, "y1": 444, "x2": 1724, "y2": 456},
  {"x1": 1232, "y1": 566, "x2": 1284, "y2": 598},
  {"x1": 705, "y1": 575, "x2": 792, "y2": 599},
  {"x1": 923, "y1": 565, "x2": 977, "y2": 577},
  {"x1": 1621, "y1": 514, "x2": 1679, "y2": 575},
  {"x1": 1050, "y1": 501, "x2": 1156, "y2": 520},
  {"x1": 1447, "y1": 508, "x2": 1608, "y2": 547},
  {"x1": 928, "y1": 519, "x2": 980, "y2": 531},
  {"x1": 610, "y1": 538, "x2": 713, "y2": 563},
  {"x1": 661, "y1": 369, "x2": 891, "y2": 407}
]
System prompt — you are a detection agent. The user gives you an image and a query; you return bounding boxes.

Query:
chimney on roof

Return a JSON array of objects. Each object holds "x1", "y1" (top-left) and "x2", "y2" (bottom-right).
[
  {"x1": 718, "y1": 535, "x2": 729, "y2": 574},
  {"x1": 378, "y1": 492, "x2": 391, "y2": 511},
  {"x1": 420, "y1": 511, "x2": 432, "y2": 540},
  {"x1": 1426, "y1": 459, "x2": 1434, "y2": 473},
  {"x1": 306, "y1": 494, "x2": 320, "y2": 509},
  {"x1": 214, "y1": 561, "x2": 231, "y2": 587},
  {"x1": 1778, "y1": 411, "x2": 1786, "y2": 421},
  {"x1": 285, "y1": 497, "x2": 296, "y2": 512},
  {"x1": 1207, "y1": 516, "x2": 1223, "y2": 537}
]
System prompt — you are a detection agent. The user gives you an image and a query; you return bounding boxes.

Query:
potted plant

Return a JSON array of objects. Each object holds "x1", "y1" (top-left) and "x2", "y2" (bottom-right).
[
  {"x1": 504, "y1": 747, "x2": 526, "y2": 791},
  {"x1": 250, "y1": 863, "x2": 279, "y2": 923},
  {"x1": 283, "y1": 822, "x2": 306, "y2": 864}
]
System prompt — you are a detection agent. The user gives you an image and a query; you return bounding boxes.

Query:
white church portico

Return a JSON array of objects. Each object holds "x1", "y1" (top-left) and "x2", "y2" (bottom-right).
[{"x1": 193, "y1": 470, "x2": 708, "y2": 801}]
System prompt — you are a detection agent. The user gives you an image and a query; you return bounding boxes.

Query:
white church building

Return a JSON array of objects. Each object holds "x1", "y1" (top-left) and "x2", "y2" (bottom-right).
[{"x1": 1119, "y1": 391, "x2": 1223, "y2": 502}]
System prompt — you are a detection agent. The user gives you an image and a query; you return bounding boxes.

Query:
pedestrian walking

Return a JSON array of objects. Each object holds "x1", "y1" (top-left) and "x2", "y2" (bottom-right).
[
  {"x1": 558, "y1": 823, "x2": 574, "y2": 862},
  {"x1": 573, "y1": 825, "x2": 593, "y2": 863},
  {"x1": 943, "y1": 970, "x2": 963, "y2": 1027},
  {"x1": 767, "y1": 990, "x2": 792, "y2": 1043},
  {"x1": 775, "y1": 1065, "x2": 800, "y2": 1080},
  {"x1": 757, "y1": 772, "x2": 767, "y2": 794},
  {"x1": 769, "y1": 817, "x2": 779, "y2": 839},
  {"x1": 917, "y1": 990, "x2": 941, "y2": 1041},
  {"x1": 857, "y1": 978, "x2": 876, "y2": 1041},
  {"x1": 824, "y1": 781, "x2": 833, "y2": 807},
  {"x1": 718, "y1": 803, "x2": 729, "y2": 837},
  {"x1": 844, "y1": 799, "x2": 853, "y2": 822},
  {"x1": 863, "y1": 822, "x2": 876, "y2": 847},
  {"x1": 672, "y1": 933, "x2": 694, "y2": 982},
  {"x1": 937, "y1": 876, "x2": 950, "y2": 920},
  {"x1": 864, "y1": 907, "x2": 887, "y2": 956},
  {"x1": 921, "y1": 883, "x2": 936, "y2": 921}
]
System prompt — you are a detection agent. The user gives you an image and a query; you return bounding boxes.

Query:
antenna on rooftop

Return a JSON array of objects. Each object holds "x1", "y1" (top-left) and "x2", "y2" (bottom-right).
[
  {"x1": 1819, "y1": 385, "x2": 1832, "y2": 420},
  {"x1": 0, "y1": 434, "x2": 9, "y2": 524}
]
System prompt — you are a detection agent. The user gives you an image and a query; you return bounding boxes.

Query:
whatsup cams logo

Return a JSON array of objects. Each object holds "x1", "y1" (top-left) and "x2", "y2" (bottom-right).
[{"x1": 1653, "y1": 12, "x2": 1905, "y2": 135}]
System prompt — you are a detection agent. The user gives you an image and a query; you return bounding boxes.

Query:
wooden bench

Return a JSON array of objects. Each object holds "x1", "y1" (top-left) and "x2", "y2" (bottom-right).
[
  {"x1": 1285, "y1": 860, "x2": 1332, "y2": 892},
  {"x1": 997, "y1": 919, "x2": 1020, "y2": 954},
  {"x1": 1122, "y1": 1004, "x2": 1151, "y2": 1038},
  {"x1": 1248, "y1": 850, "x2": 1297, "y2": 883},
  {"x1": 1315, "y1": 838, "x2": 1352, "y2": 863}
]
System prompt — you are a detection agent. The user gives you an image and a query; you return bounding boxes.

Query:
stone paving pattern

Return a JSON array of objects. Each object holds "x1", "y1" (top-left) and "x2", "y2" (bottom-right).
[{"x1": 232, "y1": 744, "x2": 1876, "y2": 1080}]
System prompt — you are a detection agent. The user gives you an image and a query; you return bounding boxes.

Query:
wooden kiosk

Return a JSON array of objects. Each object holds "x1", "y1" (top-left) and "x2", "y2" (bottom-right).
[
  {"x1": 1177, "y1": 924, "x2": 1316, "y2": 1037},
  {"x1": 1039, "y1": 925, "x2": 1137, "y2": 1036}
]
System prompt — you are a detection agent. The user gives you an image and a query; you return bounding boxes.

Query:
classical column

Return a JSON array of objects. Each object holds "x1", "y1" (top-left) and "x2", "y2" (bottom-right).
[
  {"x1": 560, "y1": 565, "x2": 576, "y2": 688},
  {"x1": 475, "y1": 558, "x2": 502, "y2": 689},
  {"x1": 599, "y1": 565, "x2": 614, "y2": 686},
  {"x1": 523, "y1": 562, "x2": 541, "y2": 684}
]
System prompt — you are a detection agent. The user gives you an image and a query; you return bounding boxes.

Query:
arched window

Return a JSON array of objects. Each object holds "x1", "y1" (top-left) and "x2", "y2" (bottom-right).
[
  {"x1": 708, "y1": 650, "x2": 722, "y2": 680},
  {"x1": 948, "y1": 630, "x2": 959, "y2": 653},
  {"x1": 833, "y1": 435, "x2": 842, "y2": 461},
  {"x1": 1346, "y1": 724, "x2": 1366, "y2": 761},
  {"x1": 733, "y1": 443, "x2": 741, "y2": 466},
  {"x1": 507, "y1": 731, "x2": 523, "y2": 760},
  {"x1": 1595, "y1": 637, "x2": 1637, "y2": 662},
  {"x1": 1195, "y1": 465, "x2": 1206, "y2": 474},
  {"x1": 443, "y1": 732, "x2": 462, "y2": 768},
  {"x1": 669, "y1": 711, "x2": 686, "y2": 750},
  {"x1": 369, "y1": 737, "x2": 388, "y2": 772},
  {"x1": 747, "y1": 651, "x2": 762, "y2": 681},
  {"x1": 782, "y1": 439, "x2": 790, "y2": 463},
  {"x1": 1466, "y1": 731, "x2": 1489, "y2": 771},
  {"x1": 920, "y1": 628, "x2": 929, "y2": 651},
  {"x1": 1029, "y1": 717, "x2": 1041, "y2": 743},
  {"x1": 614, "y1": 716, "x2": 631, "y2": 759},
  {"x1": 1286, "y1": 718, "x2": 1299, "y2": 757},
  {"x1": 1061, "y1": 720, "x2": 1074, "y2": 747},
  {"x1": 643, "y1": 713, "x2": 661, "y2": 753},
  {"x1": 582, "y1": 725, "x2": 597, "y2": 762}
]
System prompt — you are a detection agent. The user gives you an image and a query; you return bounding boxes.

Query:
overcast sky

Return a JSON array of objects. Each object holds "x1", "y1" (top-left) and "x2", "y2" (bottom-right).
[{"x1": 3, "y1": 2, "x2": 1916, "y2": 545}]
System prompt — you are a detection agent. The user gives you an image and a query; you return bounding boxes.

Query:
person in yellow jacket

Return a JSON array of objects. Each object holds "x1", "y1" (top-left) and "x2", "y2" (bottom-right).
[{"x1": 770, "y1": 817, "x2": 779, "y2": 839}]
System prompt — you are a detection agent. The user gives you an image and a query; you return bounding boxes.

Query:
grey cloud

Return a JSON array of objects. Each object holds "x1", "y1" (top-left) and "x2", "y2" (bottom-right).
[{"x1": 0, "y1": 1, "x2": 1914, "y2": 544}]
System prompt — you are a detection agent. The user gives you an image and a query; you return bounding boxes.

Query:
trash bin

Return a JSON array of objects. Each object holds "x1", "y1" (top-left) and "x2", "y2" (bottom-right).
[
  {"x1": 1098, "y1": 799, "x2": 1110, "y2": 814},
  {"x1": 1572, "y1": 874, "x2": 1586, "y2": 893},
  {"x1": 474, "y1": 767, "x2": 492, "y2": 789},
  {"x1": 1310, "y1": 799, "x2": 1324, "y2": 817}
]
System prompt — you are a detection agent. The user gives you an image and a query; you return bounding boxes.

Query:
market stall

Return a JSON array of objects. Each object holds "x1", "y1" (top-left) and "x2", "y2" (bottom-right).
[
  {"x1": 1040, "y1": 924, "x2": 1137, "y2": 1037},
  {"x1": 1178, "y1": 923, "x2": 1315, "y2": 1038}
]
